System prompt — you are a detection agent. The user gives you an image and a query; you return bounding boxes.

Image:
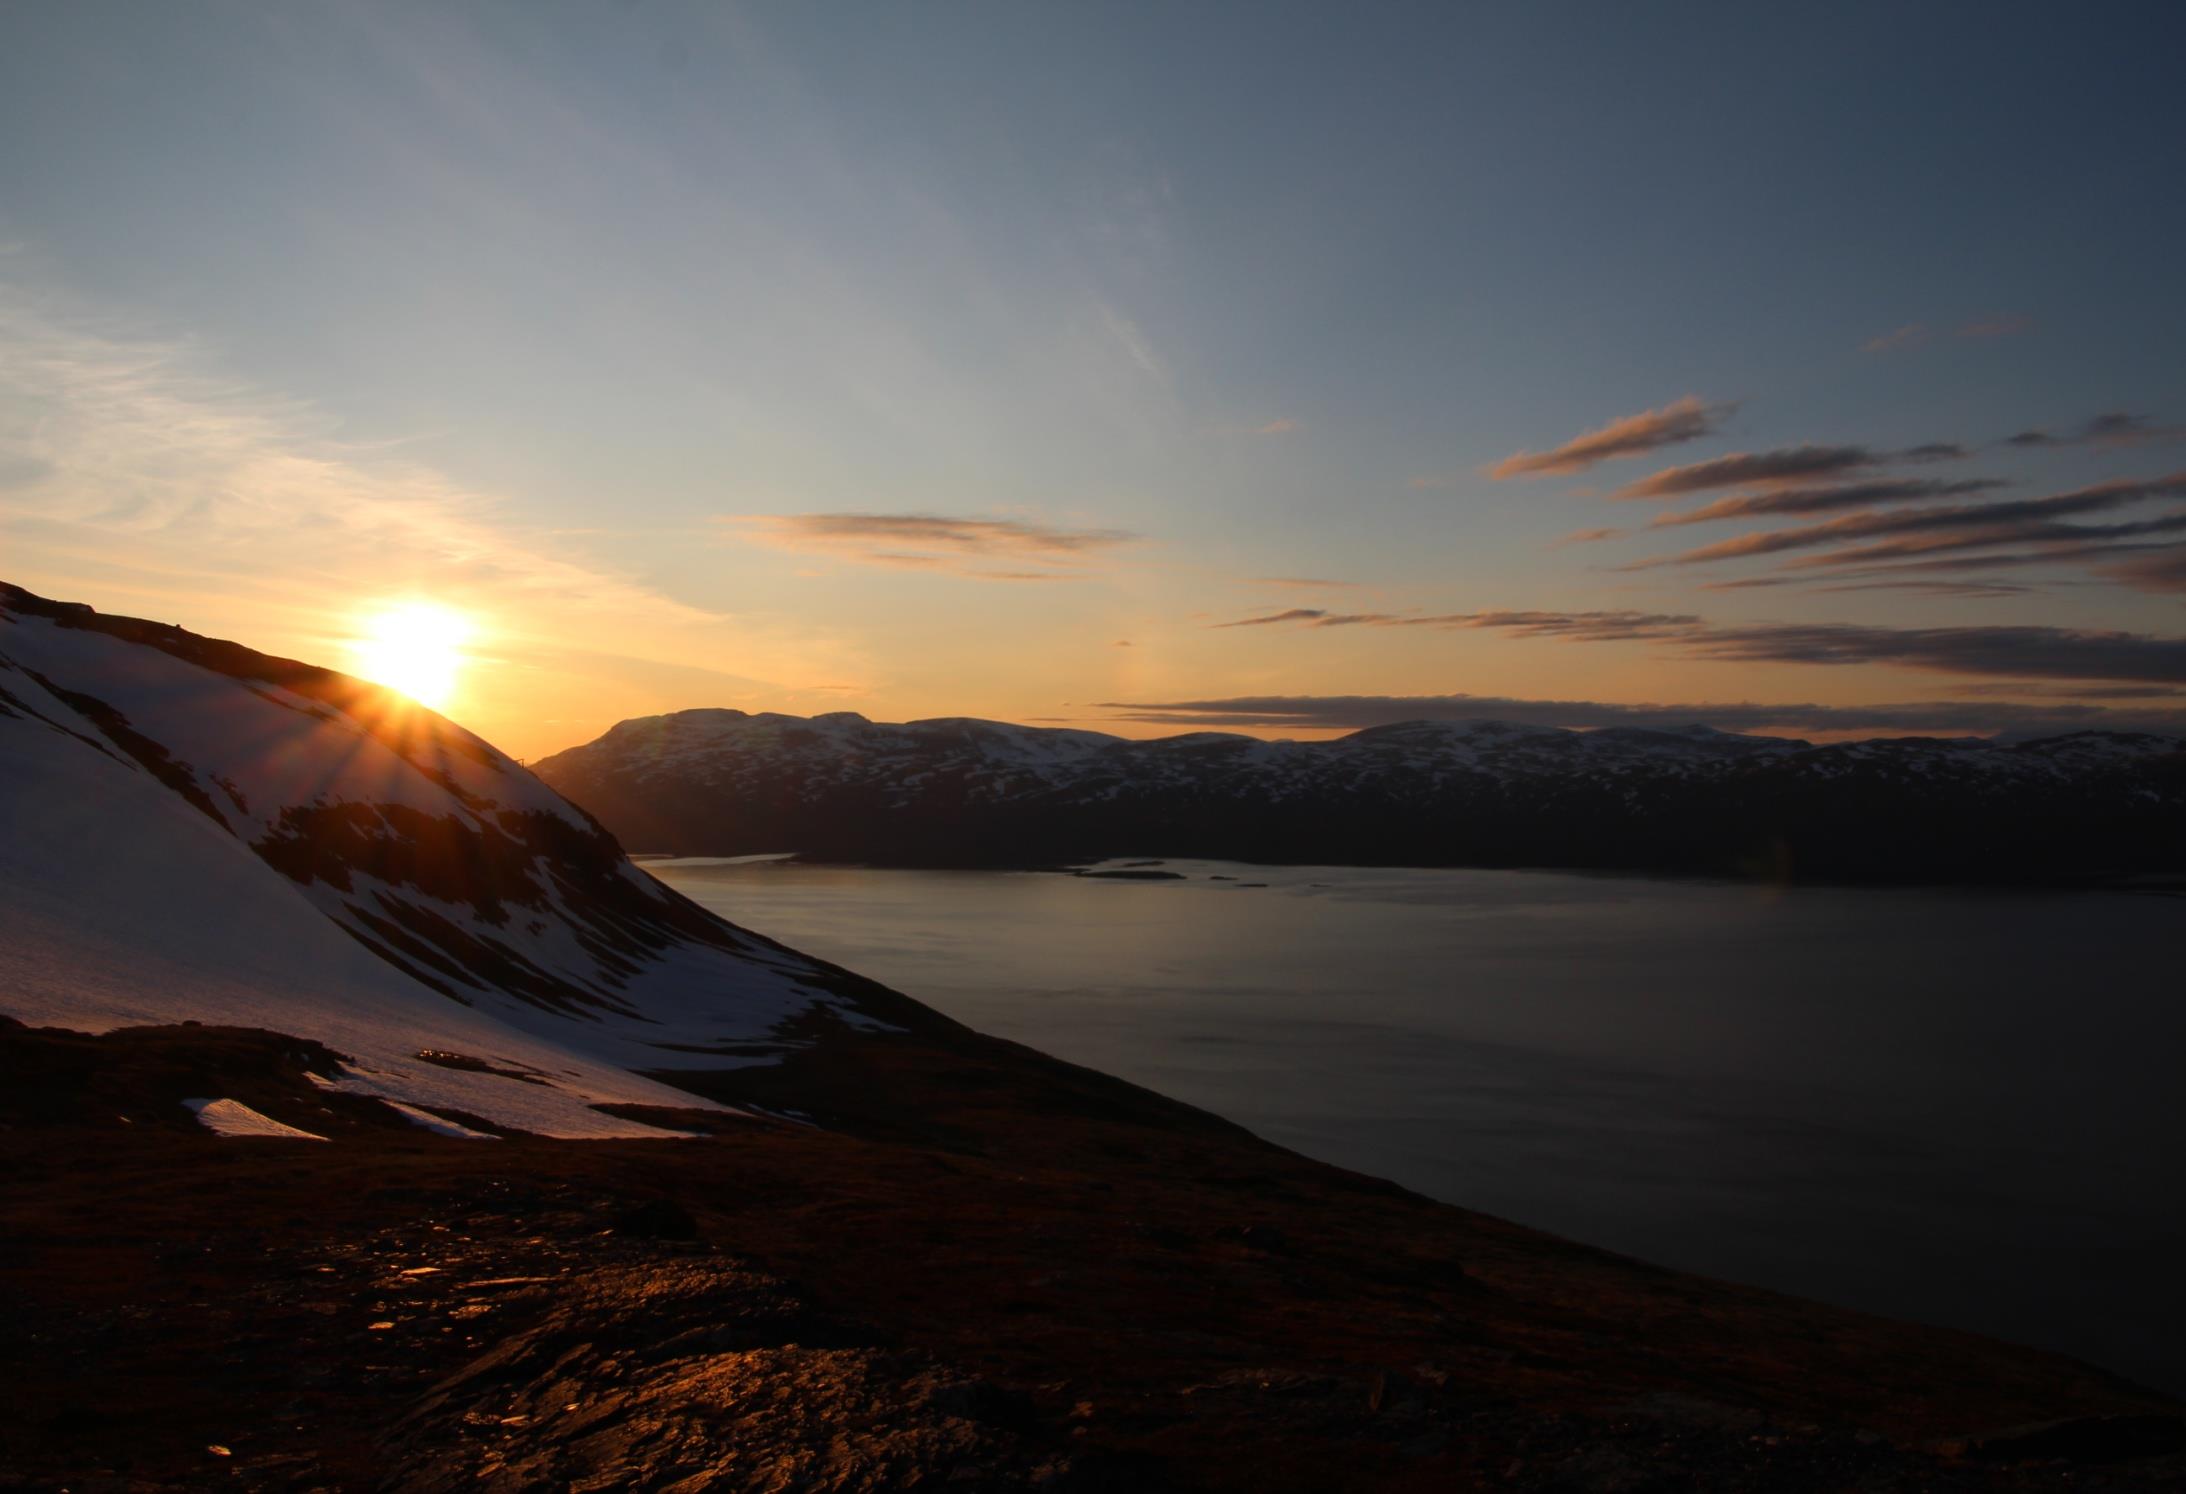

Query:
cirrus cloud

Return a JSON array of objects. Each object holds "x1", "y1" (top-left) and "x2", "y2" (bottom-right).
[
  {"x1": 1616, "y1": 445, "x2": 1882, "y2": 498},
  {"x1": 720, "y1": 511, "x2": 1137, "y2": 581},
  {"x1": 1212, "y1": 608, "x2": 1702, "y2": 641},
  {"x1": 1677, "y1": 621, "x2": 2186, "y2": 684},
  {"x1": 2005, "y1": 412, "x2": 2185, "y2": 450},
  {"x1": 2097, "y1": 545, "x2": 2186, "y2": 595},
  {"x1": 1621, "y1": 473, "x2": 2186, "y2": 569},
  {"x1": 1862, "y1": 315, "x2": 2032, "y2": 353},
  {"x1": 1647, "y1": 477, "x2": 2007, "y2": 528},
  {"x1": 1484, "y1": 396, "x2": 1735, "y2": 480}
]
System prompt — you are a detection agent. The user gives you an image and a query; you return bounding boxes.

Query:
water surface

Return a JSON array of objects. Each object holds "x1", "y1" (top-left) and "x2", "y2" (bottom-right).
[{"x1": 650, "y1": 857, "x2": 2186, "y2": 1392}]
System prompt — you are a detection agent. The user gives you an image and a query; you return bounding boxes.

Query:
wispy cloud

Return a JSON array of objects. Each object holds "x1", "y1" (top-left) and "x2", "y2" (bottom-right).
[
  {"x1": 1647, "y1": 477, "x2": 2006, "y2": 528},
  {"x1": 1215, "y1": 607, "x2": 1334, "y2": 628},
  {"x1": 1951, "y1": 681, "x2": 2184, "y2": 700},
  {"x1": 1958, "y1": 311, "x2": 2032, "y2": 340},
  {"x1": 2004, "y1": 412, "x2": 2185, "y2": 449},
  {"x1": 1555, "y1": 526, "x2": 1627, "y2": 546},
  {"x1": 1212, "y1": 608, "x2": 1702, "y2": 641},
  {"x1": 0, "y1": 276, "x2": 910, "y2": 757},
  {"x1": 1616, "y1": 445, "x2": 1880, "y2": 498},
  {"x1": 1678, "y1": 621, "x2": 2186, "y2": 683},
  {"x1": 1780, "y1": 513, "x2": 2186, "y2": 573},
  {"x1": 1446, "y1": 610, "x2": 1704, "y2": 640},
  {"x1": 1780, "y1": 539, "x2": 2186, "y2": 593},
  {"x1": 1249, "y1": 575, "x2": 1357, "y2": 590},
  {"x1": 1097, "y1": 304, "x2": 1169, "y2": 384},
  {"x1": 2095, "y1": 544, "x2": 2186, "y2": 595},
  {"x1": 1209, "y1": 417, "x2": 1303, "y2": 437},
  {"x1": 722, "y1": 511, "x2": 1137, "y2": 581},
  {"x1": 1621, "y1": 474, "x2": 2186, "y2": 569},
  {"x1": 1862, "y1": 314, "x2": 2031, "y2": 353},
  {"x1": 1484, "y1": 396, "x2": 1735, "y2": 480},
  {"x1": 1203, "y1": 603, "x2": 2186, "y2": 685},
  {"x1": 0, "y1": 280, "x2": 712, "y2": 629},
  {"x1": 1695, "y1": 574, "x2": 2041, "y2": 598},
  {"x1": 1862, "y1": 324, "x2": 1932, "y2": 354},
  {"x1": 1807, "y1": 578, "x2": 2036, "y2": 599},
  {"x1": 1099, "y1": 691, "x2": 2185, "y2": 738}
]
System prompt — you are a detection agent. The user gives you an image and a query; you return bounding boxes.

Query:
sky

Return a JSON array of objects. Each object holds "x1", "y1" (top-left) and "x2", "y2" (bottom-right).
[{"x1": 4, "y1": 1, "x2": 2185, "y2": 758}]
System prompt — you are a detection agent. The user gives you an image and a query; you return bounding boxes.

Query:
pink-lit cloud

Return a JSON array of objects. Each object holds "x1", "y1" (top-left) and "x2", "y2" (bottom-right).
[{"x1": 1484, "y1": 396, "x2": 1735, "y2": 479}]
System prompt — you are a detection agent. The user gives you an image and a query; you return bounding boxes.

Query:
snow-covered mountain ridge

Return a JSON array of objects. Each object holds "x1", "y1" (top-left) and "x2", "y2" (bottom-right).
[
  {"x1": 534, "y1": 707, "x2": 2186, "y2": 881},
  {"x1": 0, "y1": 585, "x2": 918, "y2": 1136}
]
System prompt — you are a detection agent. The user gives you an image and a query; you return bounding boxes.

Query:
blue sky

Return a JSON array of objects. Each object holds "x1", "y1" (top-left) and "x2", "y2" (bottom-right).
[{"x1": 4, "y1": 2, "x2": 2184, "y2": 754}]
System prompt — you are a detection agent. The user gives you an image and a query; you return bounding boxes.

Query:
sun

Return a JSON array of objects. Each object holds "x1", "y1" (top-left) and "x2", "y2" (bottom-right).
[{"x1": 348, "y1": 601, "x2": 475, "y2": 710}]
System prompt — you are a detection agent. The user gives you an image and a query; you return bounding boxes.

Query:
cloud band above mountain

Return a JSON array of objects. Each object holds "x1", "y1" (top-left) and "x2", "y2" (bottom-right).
[
  {"x1": 1209, "y1": 607, "x2": 2186, "y2": 684},
  {"x1": 1098, "y1": 691, "x2": 2186, "y2": 738}
]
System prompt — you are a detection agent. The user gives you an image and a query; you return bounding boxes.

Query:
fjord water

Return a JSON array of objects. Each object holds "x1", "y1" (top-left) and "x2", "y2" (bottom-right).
[{"x1": 650, "y1": 858, "x2": 2185, "y2": 1391}]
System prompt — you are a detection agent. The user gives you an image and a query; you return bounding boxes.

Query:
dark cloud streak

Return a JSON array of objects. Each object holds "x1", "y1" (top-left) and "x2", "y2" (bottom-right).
[
  {"x1": 1215, "y1": 608, "x2": 1333, "y2": 628},
  {"x1": 1649, "y1": 477, "x2": 2005, "y2": 528},
  {"x1": 1783, "y1": 512, "x2": 2186, "y2": 571},
  {"x1": 1682, "y1": 621, "x2": 2186, "y2": 683},
  {"x1": 1625, "y1": 473, "x2": 2186, "y2": 569},
  {"x1": 1100, "y1": 692, "x2": 2186, "y2": 738},
  {"x1": 1210, "y1": 605, "x2": 2186, "y2": 684},
  {"x1": 1212, "y1": 608, "x2": 1702, "y2": 641},
  {"x1": 1616, "y1": 445, "x2": 1880, "y2": 498},
  {"x1": 2005, "y1": 412, "x2": 2184, "y2": 449}
]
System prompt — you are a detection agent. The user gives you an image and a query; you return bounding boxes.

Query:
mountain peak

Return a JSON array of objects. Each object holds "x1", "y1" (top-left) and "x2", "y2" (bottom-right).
[{"x1": 1, "y1": 589, "x2": 919, "y2": 1138}]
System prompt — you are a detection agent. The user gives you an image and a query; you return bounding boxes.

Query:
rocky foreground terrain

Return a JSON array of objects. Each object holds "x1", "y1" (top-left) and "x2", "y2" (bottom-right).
[
  {"x1": 5, "y1": 1017, "x2": 2185, "y2": 1492},
  {"x1": 3, "y1": 585, "x2": 2182, "y2": 1490}
]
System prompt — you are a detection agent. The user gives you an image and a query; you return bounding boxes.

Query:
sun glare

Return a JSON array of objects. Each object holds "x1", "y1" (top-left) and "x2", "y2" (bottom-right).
[{"x1": 349, "y1": 601, "x2": 474, "y2": 710}]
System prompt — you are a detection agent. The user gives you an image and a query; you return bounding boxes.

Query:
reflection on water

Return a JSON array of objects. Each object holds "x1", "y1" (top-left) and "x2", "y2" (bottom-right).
[{"x1": 650, "y1": 856, "x2": 2186, "y2": 1391}]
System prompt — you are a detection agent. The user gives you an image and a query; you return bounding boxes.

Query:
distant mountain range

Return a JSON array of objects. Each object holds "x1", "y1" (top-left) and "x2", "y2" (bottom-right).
[{"x1": 534, "y1": 708, "x2": 2186, "y2": 884}]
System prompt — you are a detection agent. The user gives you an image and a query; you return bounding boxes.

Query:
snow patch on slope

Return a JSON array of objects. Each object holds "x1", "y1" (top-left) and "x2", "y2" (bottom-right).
[
  {"x1": 184, "y1": 1098, "x2": 327, "y2": 1141},
  {"x1": 376, "y1": 1099, "x2": 500, "y2": 1140}
]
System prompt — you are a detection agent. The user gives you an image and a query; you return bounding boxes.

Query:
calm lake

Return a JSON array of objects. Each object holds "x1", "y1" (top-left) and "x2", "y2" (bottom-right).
[{"x1": 649, "y1": 856, "x2": 2186, "y2": 1393}]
